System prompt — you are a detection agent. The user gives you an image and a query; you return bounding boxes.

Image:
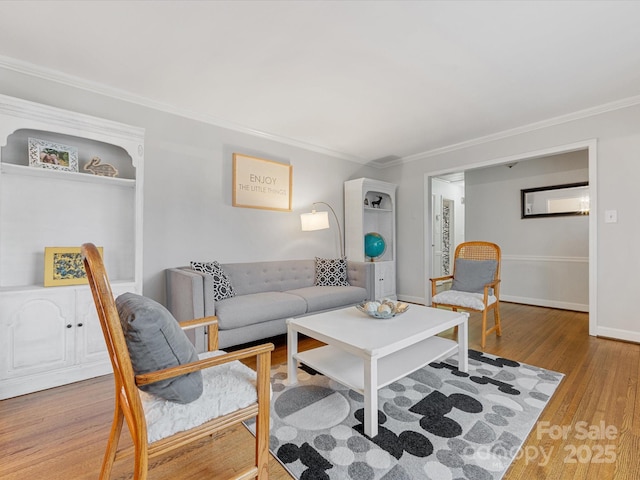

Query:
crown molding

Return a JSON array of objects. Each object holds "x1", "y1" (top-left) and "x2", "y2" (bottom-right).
[
  {"x1": 0, "y1": 55, "x2": 364, "y2": 164},
  {"x1": 2, "y1": 54, "x2": 640, "y2": 168},
  {"x1": 399, "y1": 94, "x2": 640, "y2": 165}
]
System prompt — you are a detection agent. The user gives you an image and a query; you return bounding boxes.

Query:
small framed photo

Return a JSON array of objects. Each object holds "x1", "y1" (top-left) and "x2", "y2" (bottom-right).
[
  {"x1": 44, "y1": 246, "x2": 103, "y2": 287},
  {"x1": 28, "y1": 137, "x2": 79, "y2": 172}
]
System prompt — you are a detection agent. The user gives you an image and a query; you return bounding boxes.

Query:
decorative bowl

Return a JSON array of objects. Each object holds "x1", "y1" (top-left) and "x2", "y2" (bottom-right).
[{"x1": 356, "y1": 300, "x2": 410, "y2": 319}]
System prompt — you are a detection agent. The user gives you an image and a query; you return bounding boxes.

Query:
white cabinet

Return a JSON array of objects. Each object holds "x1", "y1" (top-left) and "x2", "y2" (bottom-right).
[
  {"x1": 0, "y1": 284, "x2": 132, "y2": 399},
  {"x1": 0, "y1": 95, "x2": 144, "y2": 399},
  {"x1": 373, "y1": 261, "x2": 396, "y2": 300},
  {"x1": 344, "y1": 178, "x2": 397, "y2": 300}
]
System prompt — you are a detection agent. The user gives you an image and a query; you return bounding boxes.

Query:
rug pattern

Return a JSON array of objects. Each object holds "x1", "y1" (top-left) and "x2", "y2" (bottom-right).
[{"x1": 249, "y1": 350, "x2": 563, "y2": 480}]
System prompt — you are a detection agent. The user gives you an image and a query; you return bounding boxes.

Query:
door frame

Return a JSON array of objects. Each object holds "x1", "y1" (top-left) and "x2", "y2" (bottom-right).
[{"x1": 423, "y1": 139, "x2": 597, "y2": 336}]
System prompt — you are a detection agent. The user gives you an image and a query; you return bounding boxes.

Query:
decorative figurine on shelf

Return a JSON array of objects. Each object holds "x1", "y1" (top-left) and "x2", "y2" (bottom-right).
[
  {"x1": 371, "y1": 196, "x2": 383, "y2": 208},
  {"x1": 364, "y1": 198, "x2": 369, "y2": 206},
  {"x1": 84, "y1": 157, "x2": 118, "y2": 177}
]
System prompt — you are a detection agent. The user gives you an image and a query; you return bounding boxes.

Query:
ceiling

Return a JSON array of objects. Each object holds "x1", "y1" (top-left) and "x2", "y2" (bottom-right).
[{"x1": 1, "y1": 1, "x2": 640, "y2": 166}]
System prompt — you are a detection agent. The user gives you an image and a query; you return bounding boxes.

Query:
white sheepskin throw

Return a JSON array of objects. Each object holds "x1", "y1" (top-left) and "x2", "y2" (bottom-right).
[
  {"x1": 432, "y1": 290, "x2": 497, "y2": 311},
  {"x1": 141, "y1": 351, "x2": 257, "y2": 443}
]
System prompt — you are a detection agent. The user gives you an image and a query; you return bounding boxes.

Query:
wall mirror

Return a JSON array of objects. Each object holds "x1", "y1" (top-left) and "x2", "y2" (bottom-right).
[{"x1": 521, "y1": 182, "x2": 589, "y2": 218}]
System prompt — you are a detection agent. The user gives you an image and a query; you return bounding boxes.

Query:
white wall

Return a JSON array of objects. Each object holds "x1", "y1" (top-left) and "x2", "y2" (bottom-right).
[
  {"x1": 2, "y1": 64, "x2": 639, "y2": 343},
  {"x1": 464, "y1": 151, "x2": 589, "y2": 311},
  {"x1": 0, "y1": 67, "x2": 380, "y2": 303},
  {"x1": 383, "y1": 103, "x2": 640, "y2": 343}
]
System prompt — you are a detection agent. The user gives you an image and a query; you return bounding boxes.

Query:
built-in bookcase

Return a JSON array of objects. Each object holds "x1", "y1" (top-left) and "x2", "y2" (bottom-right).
[
  {"x1": 0, "y1": 95, "x2": 144, "y2": 399},
  {"x1": 344, "y1": 178, "x2": 397, "y2": 300}
]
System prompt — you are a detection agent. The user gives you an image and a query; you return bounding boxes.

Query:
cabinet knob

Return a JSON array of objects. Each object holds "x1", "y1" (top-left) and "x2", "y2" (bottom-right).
[
  {"x1": 66, "y1": 324, "x2": 72, "y2": 328},
  {"x1": 77, "y1": 323, "x2": 83, "y2": 327}
]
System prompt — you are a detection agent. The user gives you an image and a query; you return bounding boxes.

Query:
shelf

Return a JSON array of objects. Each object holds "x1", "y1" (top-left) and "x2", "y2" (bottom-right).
[
  {"x1": 364, "y1": 207, "x2": 392, "y2": 212},
  {"x1": 0, "y1": 163, "x2": 135, "y2": 187},
  {"x1": 294, "y1": 336, "x2": 458, "y2": 393},
  {"x1": 0, "y1": 279, "x2": 136, "y2": 293}
]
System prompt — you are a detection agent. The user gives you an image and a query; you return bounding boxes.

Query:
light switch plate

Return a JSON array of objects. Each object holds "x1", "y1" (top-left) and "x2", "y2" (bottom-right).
[{"x1": 605, "y1": 210, "x2": 617, "y2": 223}]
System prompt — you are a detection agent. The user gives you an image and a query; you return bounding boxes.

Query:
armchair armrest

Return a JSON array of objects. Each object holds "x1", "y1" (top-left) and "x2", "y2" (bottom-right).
[
  {"x1": 347, "y1": 261, "x2": 374, "y2": 299},
  {"x1": 179, "y1": 316, "x2": 219, "y2": 351},
  {"x1": 482, "y1": 279, "x2": 501, "y2": 300},
  {"x1": 429, "y1": 275, "x2": 454, "y2": 297},
  {"x1": 135, "y1": 342, "x2": 275, "y2": 387}
]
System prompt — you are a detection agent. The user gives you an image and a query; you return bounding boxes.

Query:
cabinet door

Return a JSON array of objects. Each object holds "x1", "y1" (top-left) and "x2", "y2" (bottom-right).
[
  {"x1": 74, "y1": 289, "x2": 109, "y2": 365},
  {"x1": 374, "y1": 261, "x2": 396, "y2": 300},
  {"x1": 0, "y1": 289, "x2": 75, "y2": 381},
  {"x1": 75, "y1": 284, "x2": 134, "y2": 365}
]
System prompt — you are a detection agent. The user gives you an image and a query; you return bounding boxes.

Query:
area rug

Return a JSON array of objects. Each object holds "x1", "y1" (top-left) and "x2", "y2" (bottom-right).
[{"x1": 246, "y1": 349, "x2": 563, "y2": 480}]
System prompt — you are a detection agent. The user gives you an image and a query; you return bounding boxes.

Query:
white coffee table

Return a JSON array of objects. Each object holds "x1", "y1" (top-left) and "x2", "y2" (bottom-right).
[{"x1": 286, "y1": 304, "x2": 468, "y2": 437}]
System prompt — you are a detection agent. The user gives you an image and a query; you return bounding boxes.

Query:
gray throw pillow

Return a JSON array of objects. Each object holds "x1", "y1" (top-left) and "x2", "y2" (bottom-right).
[
  {"x1": 314, "y1": 257, "x2": 350, "y2": 286},
  {"x1": 116, "y1": 292, "x2": 203, "y2": 404},
  {"x1": 451, "y1": 259, "x2": 498, "y2": 294}
]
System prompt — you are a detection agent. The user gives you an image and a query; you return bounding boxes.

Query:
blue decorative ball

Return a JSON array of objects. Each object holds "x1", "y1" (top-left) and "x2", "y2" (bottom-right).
[{"x1": 364, "y1": 232, "x2": 386, "y2": 259}]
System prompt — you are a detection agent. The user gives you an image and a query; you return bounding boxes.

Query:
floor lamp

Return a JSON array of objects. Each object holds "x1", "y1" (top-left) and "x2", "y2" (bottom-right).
[{"x1": 300, "y1": 201, "x2": 345, "y2": 258}]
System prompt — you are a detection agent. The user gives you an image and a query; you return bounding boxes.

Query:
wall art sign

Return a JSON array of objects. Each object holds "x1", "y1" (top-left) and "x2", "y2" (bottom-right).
[
  {"x1": 28, "y1": 137, "x2": 79, "y2": 172},
  {"x1": 44, "y1": 246, "x2": 103, "y2": 286},
  {"x1": 232, "y1": 153, "x2": 292, "y2": 211}
]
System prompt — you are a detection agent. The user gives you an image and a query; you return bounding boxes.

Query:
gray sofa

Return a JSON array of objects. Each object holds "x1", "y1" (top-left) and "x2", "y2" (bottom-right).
[{"x1": 166, "y1": 259, "x2": 373, "y2": 349}]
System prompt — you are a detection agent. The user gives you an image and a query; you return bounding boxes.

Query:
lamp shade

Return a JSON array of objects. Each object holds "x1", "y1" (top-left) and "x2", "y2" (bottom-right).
[{"x1": 300, "y1": 211, "x2": 330, "y2": 231}]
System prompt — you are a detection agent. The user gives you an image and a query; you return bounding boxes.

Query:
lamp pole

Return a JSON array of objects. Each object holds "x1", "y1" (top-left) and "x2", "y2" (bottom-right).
[{"x1": 313, "y1": 201, "x2": 344, "y2": 258}]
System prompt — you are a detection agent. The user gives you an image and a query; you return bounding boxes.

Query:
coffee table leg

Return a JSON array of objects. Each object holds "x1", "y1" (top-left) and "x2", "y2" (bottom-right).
[
  {"x1": 287, "y1": 321, "x2": 298, "y2": 385},
  {"x1": 458, "y1": 313, "x2": 469, "y2": 373},
  {"x1": 364, "y1": 358, "x2": 378, "y2": 438}
]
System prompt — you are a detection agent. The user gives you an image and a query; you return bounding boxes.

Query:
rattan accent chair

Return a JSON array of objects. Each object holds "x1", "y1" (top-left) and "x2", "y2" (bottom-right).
[
  {"x1": 81, "y1": 243, "x2": 273, "y2": 480},
  {"x1": 430, "y1": 241, "x2": 502, "y2": 348}
]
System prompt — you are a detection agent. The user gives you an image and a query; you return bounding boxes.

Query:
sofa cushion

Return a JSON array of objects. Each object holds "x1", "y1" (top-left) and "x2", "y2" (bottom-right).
[
  {"x1": 116, "y1": 293, "x2": 203, "y2": 404},
  {"x1": 314, "y1": 257, "x2": 350, "y2": 287},
  {"x1": 451, "y1": 259, "x2": 497, "y2": 294},
  {"x1": 214, "y1": 291, "x2": 308, "y2": 330},
  {"x1": 288, "y1": 285, "x2": 367, "y2": 312},
  {"x1": 221, "y1": 260, "x2": 315, "y2": 295},
  {"x1": 191, "y1": 261, "x2": 236, "y2": 301}
]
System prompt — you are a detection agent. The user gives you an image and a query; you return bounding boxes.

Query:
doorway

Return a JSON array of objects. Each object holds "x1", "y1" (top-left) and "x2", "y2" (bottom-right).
[
  {"x1": 424, "y1": 140, "x2": 597, "y2": 336},
  {"x1": 430, "y1": 174, "x2": 465, "y2": 279}
]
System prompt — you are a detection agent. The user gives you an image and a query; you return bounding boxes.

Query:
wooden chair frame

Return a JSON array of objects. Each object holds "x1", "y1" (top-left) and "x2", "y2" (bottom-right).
[
  {"x1": 82, "y1": 243, "x2": 274, "y2": 480},
  {"x1": 430, "y1": 241, "x2": 502, "y2": 348}
]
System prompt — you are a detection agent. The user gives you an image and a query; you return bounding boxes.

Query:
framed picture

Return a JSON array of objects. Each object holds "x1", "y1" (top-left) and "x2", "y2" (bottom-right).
[
  {"x1": 521, "y1": 182, "x2": 589, "y2": 218},
  {"x1": 44, "y1": 246, "x2": 103, "y2": 287},
  {"x1": 232, "y1": 153, "x2": 292, "y2": 211},
  {"x1": 28, "y1": 137, "x2": 79, "y2": 172}
]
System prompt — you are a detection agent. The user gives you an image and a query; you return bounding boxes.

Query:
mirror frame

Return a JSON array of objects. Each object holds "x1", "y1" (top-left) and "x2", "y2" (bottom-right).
[{"x1": 521, "y1": 182, "x2": 589, "y2": 219}]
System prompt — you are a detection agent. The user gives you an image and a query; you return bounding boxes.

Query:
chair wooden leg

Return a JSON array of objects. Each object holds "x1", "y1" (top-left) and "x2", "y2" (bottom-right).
[
  {"x1": 100, "y1": 405, "x2": 125, "y2": 480},
  {"x1": 494, "y1": 303, "x2": 502, "y2": 336},
  {"x1": 255, "y1": 352, "x2": 271, "y2": 479},
  {"x1": 481, "y1": 309, "x2": 488, "y2": 349},
  {"x1": 451, "y1": 307, "x2": 459, "y2": 341}
]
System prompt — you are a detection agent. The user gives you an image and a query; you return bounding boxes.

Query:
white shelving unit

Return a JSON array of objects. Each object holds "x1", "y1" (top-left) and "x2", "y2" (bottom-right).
[
  {"x1": 344, "y1": 178, "x2": 397, "y2": 300},
  {"x1": 0, "y1": 94, "x2": 144, "y2": 399}
]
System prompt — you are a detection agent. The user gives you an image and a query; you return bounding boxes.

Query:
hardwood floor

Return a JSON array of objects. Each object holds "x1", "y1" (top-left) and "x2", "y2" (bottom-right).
[{"x1": 1, "y1": 303, "x2": 639, "y2": 479}]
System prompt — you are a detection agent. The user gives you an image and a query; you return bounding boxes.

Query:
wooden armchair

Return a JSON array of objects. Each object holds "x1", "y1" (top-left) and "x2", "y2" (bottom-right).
[
  {"x1": 430, "y1": 241, "x2": 502, "y2": 348},
  {"x1": 81, "y1": 243, "x2": 274, "y2": 480}
]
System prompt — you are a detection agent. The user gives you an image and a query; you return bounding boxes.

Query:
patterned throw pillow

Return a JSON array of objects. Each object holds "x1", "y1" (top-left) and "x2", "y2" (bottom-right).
[
  {"x1": 190, "y1": 261, "x2": 236, "y2": 301},
  {"x1": 314, "y1": 257, "x2": 350, "y2": 287}
]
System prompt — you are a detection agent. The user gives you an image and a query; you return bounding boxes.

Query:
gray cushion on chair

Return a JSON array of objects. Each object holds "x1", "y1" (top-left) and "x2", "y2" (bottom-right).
[
  {"x1": 451, "y1": 259, "x2": 498, "y2": 294},
  {"x1": 116, "y1": 293, "x2": 203, "y2": 404}
]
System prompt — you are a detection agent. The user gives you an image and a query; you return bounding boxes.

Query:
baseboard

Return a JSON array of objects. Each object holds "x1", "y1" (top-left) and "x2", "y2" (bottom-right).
[
  {"x1": 397, "y1": 294, "x2": 589, "y2": 312},
  {"x1": 500, "y1": 294, "x2": 588, "y2": 313},
  {"x1": 596, "y1": 326, "x2": 640, "y2": 344},
  {"x1": 397, "y1": 295, "x2": 426, "y2": 305}
]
